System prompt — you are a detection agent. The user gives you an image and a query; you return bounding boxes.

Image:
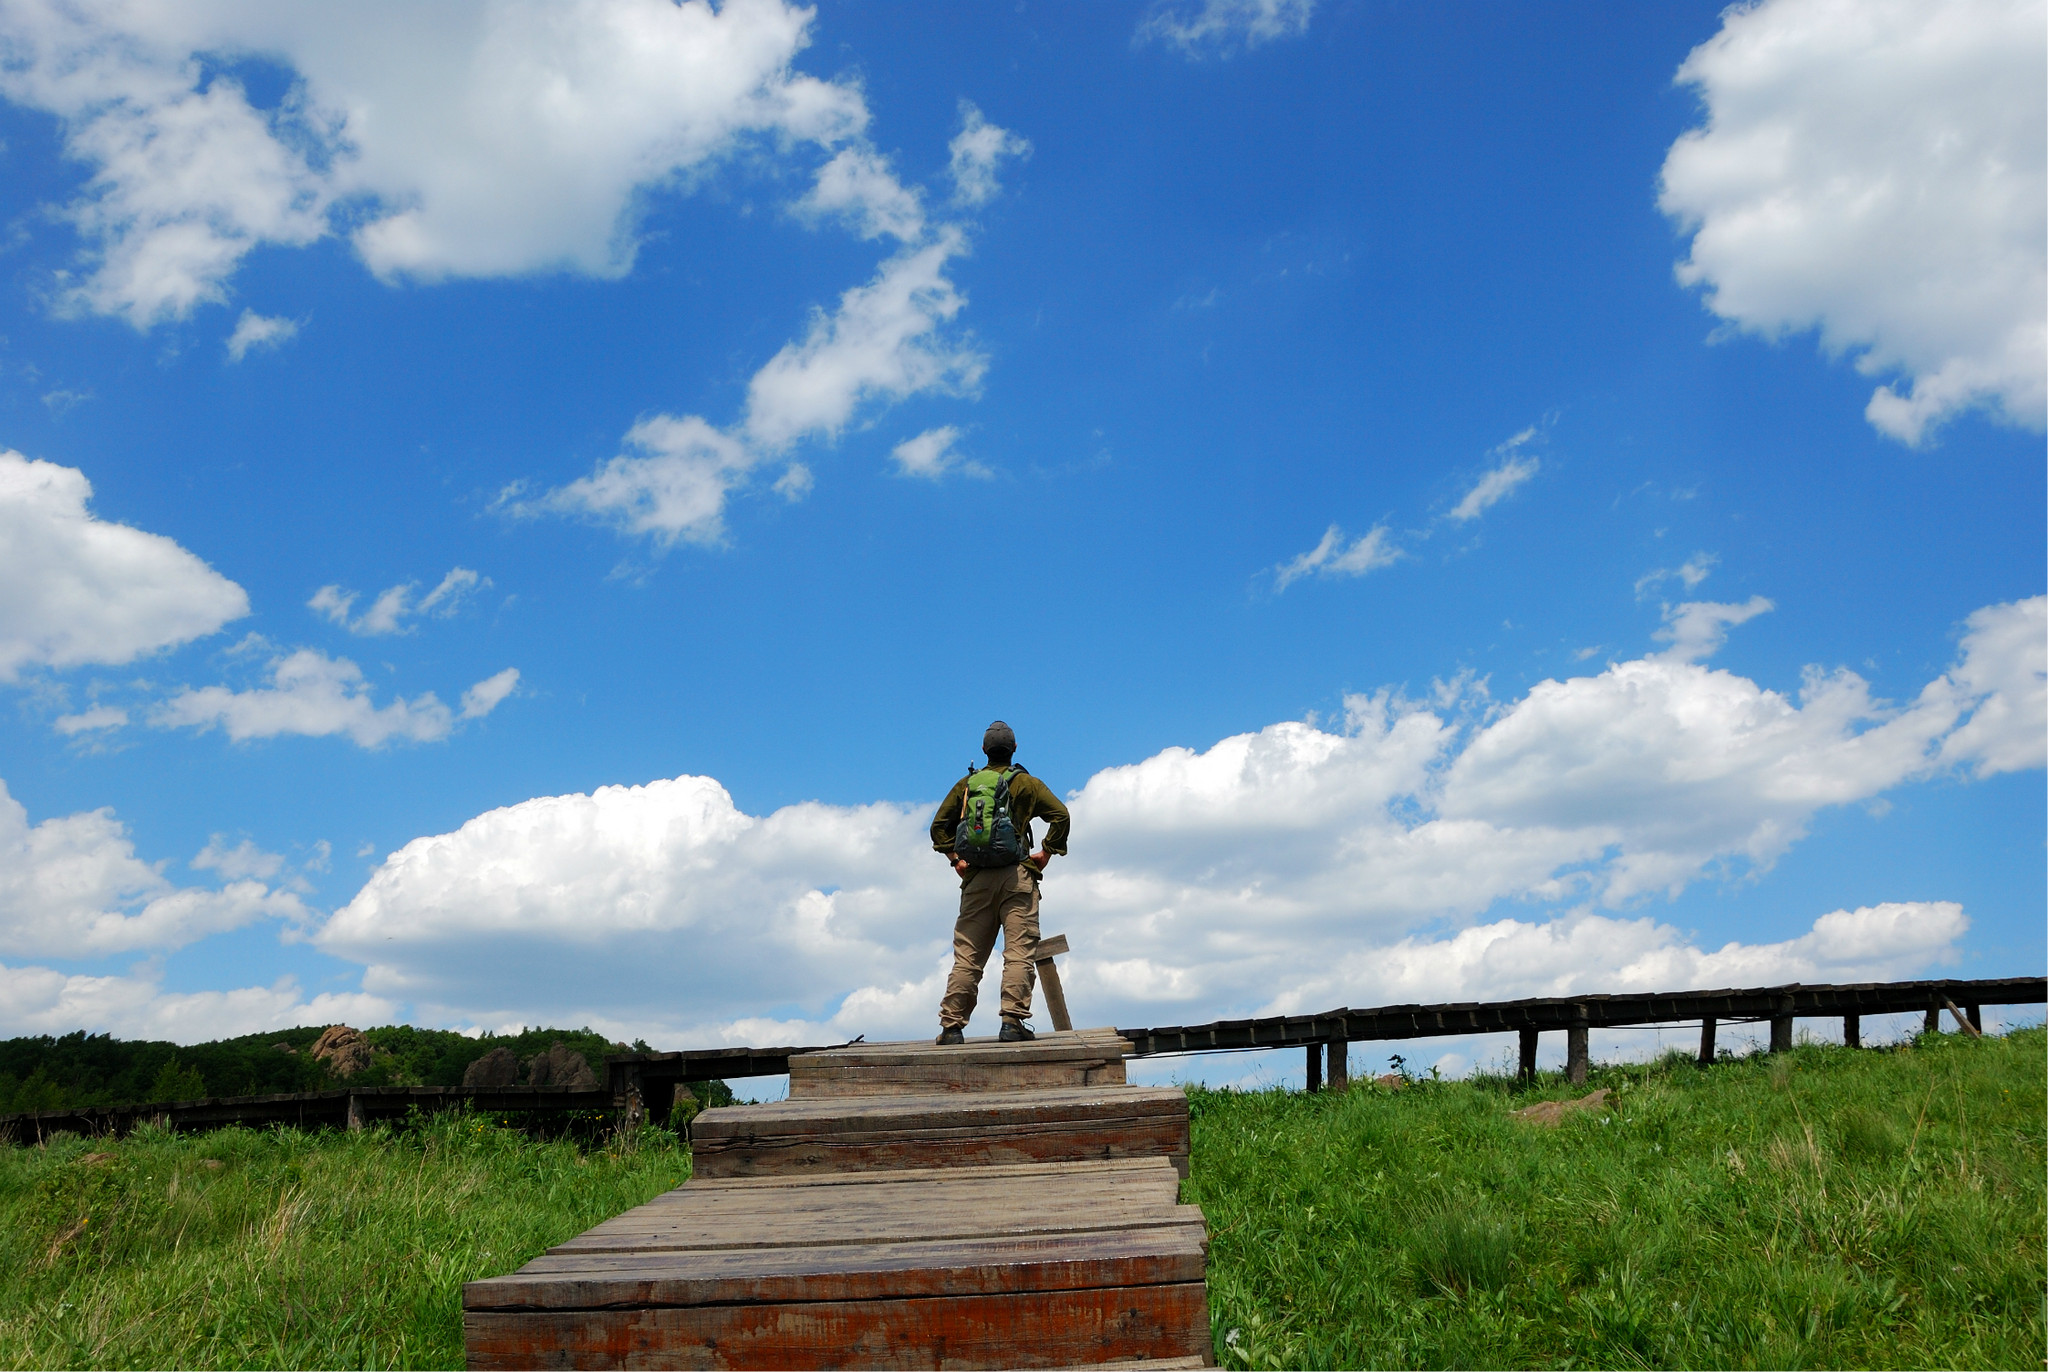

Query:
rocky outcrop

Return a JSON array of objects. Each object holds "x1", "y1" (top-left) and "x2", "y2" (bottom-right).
[
  {"x1": 525, "y1": 1042, "x2": 598, "y2": 1090},
  {"x1": 462, "y1": 1047, "x2": 521, "y2": 1088},
  {"x1": 309, "y1": 1025, "x2": 374, "y2": 1078}
]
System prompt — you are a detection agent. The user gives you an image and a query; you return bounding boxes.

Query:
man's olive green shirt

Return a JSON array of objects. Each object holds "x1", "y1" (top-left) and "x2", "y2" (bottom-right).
[{"x1": 930, "y1": 765, "x2": 1070, "y2": 871}]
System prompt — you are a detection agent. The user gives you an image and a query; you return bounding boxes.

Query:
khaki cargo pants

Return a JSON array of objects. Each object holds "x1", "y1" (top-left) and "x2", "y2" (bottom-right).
[{"x1": 939, "y1": 862, "x2": 1040, "y2": 1029}]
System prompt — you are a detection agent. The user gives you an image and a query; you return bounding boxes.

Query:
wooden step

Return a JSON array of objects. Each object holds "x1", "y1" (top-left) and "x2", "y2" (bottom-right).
[
  {"x1": 789, "y1": 1027, "x2": 1133, "y2": 1098},
  {"x1": 690, "y1": 1086, "x2": 1191, "y2": 1180},
  {"x1": 463, "y1": 1158, "x2": 1213, "y2": 1370}
]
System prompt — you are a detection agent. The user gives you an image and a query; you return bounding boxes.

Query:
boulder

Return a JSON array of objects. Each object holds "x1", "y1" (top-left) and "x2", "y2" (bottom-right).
[
  {"x1": 1511, "y1": 1087, "x2": 1611, "y2": 1126},
  {"x1": 525, "y1": 1041, "x2": 599, "y2": 1090},
  {"x1": 309, "y1": 1025, "x2": 374, "y2": 1078},
  {"x1": 462, "y1": 1047, "x2": 521, "y2": 1088}
]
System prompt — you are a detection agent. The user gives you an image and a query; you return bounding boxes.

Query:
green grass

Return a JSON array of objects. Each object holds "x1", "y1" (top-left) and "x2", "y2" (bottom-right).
[
  {"x1": 0, "y1": 1113, "x2": 689, "y2": 1369},
  {"x1": 0, "y1": 1028, "x2": 2037, "y2": 1369},
  {"x1": 1188, "y1": 1027, "x2": 2046, "y2": 1370}
]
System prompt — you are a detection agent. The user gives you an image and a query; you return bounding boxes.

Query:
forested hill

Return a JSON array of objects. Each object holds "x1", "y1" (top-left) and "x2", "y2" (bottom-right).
[{"x1": 0, "y1": 1024, "x2": 643, "y2": 1113}]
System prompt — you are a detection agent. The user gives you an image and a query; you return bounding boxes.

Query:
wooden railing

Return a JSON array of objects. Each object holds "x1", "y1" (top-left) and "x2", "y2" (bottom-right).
[{"x1": 4, "y1": 974, "x2": 2040, "y2": 1141}]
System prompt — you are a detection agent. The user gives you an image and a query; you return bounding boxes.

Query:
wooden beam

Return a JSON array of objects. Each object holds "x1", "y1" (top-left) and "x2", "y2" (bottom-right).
[
  {"x1": 1698, "y1": 1017, "x2": 1716, "y2": 1066},
  {"x1": 1944, "y1": 998, "x2": 1984, "y2": 1039}
]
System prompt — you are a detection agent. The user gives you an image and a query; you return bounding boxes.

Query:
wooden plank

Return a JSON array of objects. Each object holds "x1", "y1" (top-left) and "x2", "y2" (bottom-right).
[
  {"x1": 690, "y1": 1118, "x2": 1192, "y2": 1181},
  {"x1": 697, "y1": 1087, "x2": 1185, "y2": 1137},
  {"x1": 1033, "y1": 934, "x2": 1071, "y2": 961},
  {"x1": 465, "y1": 1279, "x2": 1213, "y2": 1370},
  {"x1": 675, "y1": 1157, "x2": 1175, "y2": 1193},
  {"x1": 790, "y1": 1060, "x2": 1127, "y2": 1097},
  {"x1": 555, "y1": 1205, "x2": 1201, "y2": 1255},
  {"x1": 469, "y1": 1226, "x2": 1207, "y2": 1307}
]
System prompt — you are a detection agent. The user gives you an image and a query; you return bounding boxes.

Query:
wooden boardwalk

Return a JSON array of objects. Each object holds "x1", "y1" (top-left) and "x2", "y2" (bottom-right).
[{"x1": 465, "y1": 1029, "x2": 1213, "y2": 1369}]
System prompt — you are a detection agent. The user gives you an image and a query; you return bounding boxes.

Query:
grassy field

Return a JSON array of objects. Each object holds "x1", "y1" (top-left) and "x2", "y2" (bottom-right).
[
  {"x1": 1190, "y1": 1027, "x2": 2045, "y2": 1370},
  {"x1": 0, "y1": 1027, "x2": 2038, "y2": 1369}
]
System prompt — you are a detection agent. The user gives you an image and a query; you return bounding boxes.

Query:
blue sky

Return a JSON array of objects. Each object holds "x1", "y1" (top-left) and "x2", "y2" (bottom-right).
[{"x1": 0, "y1": 0, "x2": 2041, "y2": 1078}]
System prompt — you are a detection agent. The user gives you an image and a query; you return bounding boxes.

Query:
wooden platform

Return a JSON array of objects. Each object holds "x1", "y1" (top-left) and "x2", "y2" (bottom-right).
[
  {"x1": 788, "y1": 1028, "x2": 1130, "y2": 1098},
  {"x1": 465, "y1": 1030, "x2": 1211, "y2": 1369}
]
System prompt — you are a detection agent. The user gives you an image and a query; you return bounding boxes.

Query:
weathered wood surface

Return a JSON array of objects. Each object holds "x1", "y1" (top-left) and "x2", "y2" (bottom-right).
[
  {"x1": 464, "y1": 1157, "x2": 1211, "y2": 1370},
  {"x1": 788, "y1": 1029, "x2": 1130, "y2": 1099},
  {"x1": 690, "y1": 1086, "x2": 1191, "y2": 1180}
]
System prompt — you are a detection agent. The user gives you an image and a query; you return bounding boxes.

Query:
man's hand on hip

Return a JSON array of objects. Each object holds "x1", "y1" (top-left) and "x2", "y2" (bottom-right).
[
  {"x1": 1031, "y1": 850, "x2": 1054, "y2": 869},
  {"x1": 952, "y1": 856, "x2": 972, "y2": 877}
]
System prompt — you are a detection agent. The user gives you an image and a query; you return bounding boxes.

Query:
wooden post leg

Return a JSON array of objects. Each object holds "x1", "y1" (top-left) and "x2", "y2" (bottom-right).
[
  {"x1": 1770, "y1": 1016, "x2": 1794, "y2": 1053},
  {"x1": 1923, "y1": 1003, "x2": 1941, "y2": 1034},
  {"x1": 1305, "y1": 1042, "x2": 1322, "y2": 1093},
  {"x1": 1035, "y1": 957, "x2": 1073, "y2": 1032},
  {"x1": 1326, "y1": 1039, "x2": 1348, "y2": 1092},
  {"x1": 1518, "y1": 1028, "x2": 1539, "y2": 1083},
  {"x1": 1843, "y1": 1013, "x2": 1860, "y2": 1049},
  {"x1": 1965, "y1": 1003, "x2": 1982, "y2": 1033},
  {"x1": 346, "y1": 1094, "x2": 365, "y2": 1132},
  {"x1": 618, "y1": 1063, "x2": 646, "y2": 1129},
  {"x1": 1566, "y1": 1026, "x2": 1589, "y2": 1085},
  {"x1": 1698, "y1": 1017, "x2": 1717, "y2": 1066},
  {"x1": 1944, "y1": 999, "x2": 1983, "y2": 1039}
]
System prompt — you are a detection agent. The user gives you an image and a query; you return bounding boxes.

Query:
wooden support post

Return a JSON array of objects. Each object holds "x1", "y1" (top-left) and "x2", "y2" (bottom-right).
[
  {"x1": 1304, "y1": 1042, "x2": 1322, "y2": 1093},
  {"x1": 1923, "y1": 1003, "x2": 1941, "y2": 1034},
  {"x1": 1033, "y1": 933, "x2": 1073, "y2": 1033},
  {"x1": 1965, "y1": 1003, "x2": 1982, "y2": 1033},
  {"x1": 1326, "y1": 1039, "x2": 1348, "y2": 1093},
  {"x1": 1518, "y1": 1028, "x2": 1539, "y2": 1083},
  {"x1": 1566, "y1": 1024, "x2": 1589, "y2": 1085},
  {"x1": 1944, "y1": 998, "x2": 1984, "y2": 1039},
  {"x1": 346, "y1": 1094, "x2": 366, "y2": 1132},
  {"x1": 1698, "y1": 1017, "x2": 1717, "y2": 1066},
  {"x1": 1770, "y1": 1016, "x2": 1794, "y2": 1053},
  {"x1": 1843, "y1": 1013, "x2": 1860, "y2": 1049},
  {"x1": 618, "y1": 1063, "x2": 646, "y2": 1129}
]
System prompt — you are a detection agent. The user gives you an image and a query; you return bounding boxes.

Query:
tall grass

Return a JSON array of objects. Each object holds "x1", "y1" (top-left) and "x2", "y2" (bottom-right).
[
  {"x1": 1188, "y1": 1027, "x2": 2045, "y2": 1370},
  {"x1": 0, "y1": 1029, "x2": 2036, "y2": 1369},
  {"x1": 0, "y1": 1113, "x2": 688, "y2": 1369}
]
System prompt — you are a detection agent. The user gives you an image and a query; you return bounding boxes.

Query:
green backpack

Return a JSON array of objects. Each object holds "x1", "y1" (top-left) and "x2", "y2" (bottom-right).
[{"x1": 953, "y1": 765, "x2": 1031, "y2": 868}]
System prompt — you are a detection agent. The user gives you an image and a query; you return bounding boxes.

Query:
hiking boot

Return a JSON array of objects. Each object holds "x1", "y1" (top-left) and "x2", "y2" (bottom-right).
[
  {"x1": 934, "y1": 1026, "x2": 965, "y2": 1046},
  {"x1": 998, "y1": 1019, "x2": 1035, "y2": 1042}
]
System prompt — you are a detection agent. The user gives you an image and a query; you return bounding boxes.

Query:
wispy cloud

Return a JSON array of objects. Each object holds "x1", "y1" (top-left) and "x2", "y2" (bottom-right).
[
  {"x1": 1274, "y1": 523, "x2": 1400, "y2": 590},
  {"x1": 1447, "y1": 428, "x2": 1541, "y2": 522},
  {"x1": 225, "y1": 311, "x2": 299, "y2": 362},
  {"x1": 1137, "y1": 0, "x2": 1315, "y2": 58},
  {"x1": 309, "y1": 568, "x2": 487, "y2": 635},
  {"x1": 890, "y1": 426, "x2": 989, "y2": 480}
]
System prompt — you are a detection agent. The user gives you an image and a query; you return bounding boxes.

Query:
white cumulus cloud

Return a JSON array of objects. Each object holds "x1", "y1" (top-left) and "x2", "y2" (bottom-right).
[
  {"x1": 0, "y1": 0, "x2": 867, "y2": 324},
  {"x1": 153, "y1": 648, "x2": 517, "y2": 747},
  {"x1": 0, "y1": 960, "x2": 393, "y2": 1043},
  {"x1": 946, "y1": 102, "x2": 1030, "y2": 208},
  {"x1": 1136, "y1": 0, "x2": 1316, "y2": 58},
  {"x1": 309, "y1": 596, "x2": 2035, "y2": 1043},
  {"x1": 1659, "y1": 0, "x2": 2047, "y2": 444},
  {"x1": 743, "y1": 232, "x2": 985, "y2": 451},
  {"x1": 0, "y1": 449, "x2": 247, "y2": 682},
  {"x1": 1274, "y1": 523, "x2": 1400, "y2": 589},
  {"x1": 0, "y1": 779, "x2": 308, "y2": 958},
  {"x1": 224, "y1": 310, "x2": 298, "y2": 361},
  {"x1": 890, "y1": 426, "x2": 988, "y2": 480},
  {"x1": 798, "y1": 147, "x2": 924, "y2": 243}
]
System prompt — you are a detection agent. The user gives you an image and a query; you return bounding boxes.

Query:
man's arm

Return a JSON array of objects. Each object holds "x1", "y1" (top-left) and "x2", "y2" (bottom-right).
[
  {"x1": 930, "y1": 777, "x2": 969, "y2": 856},
  {"x1": 1014, "y1": 773, "x2": 1070, "y2": 864}
]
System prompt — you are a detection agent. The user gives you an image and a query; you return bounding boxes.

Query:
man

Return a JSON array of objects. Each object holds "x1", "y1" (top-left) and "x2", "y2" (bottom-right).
[{"x1": 930, "y1": 720, "x2": 1071, "y2": 1044}]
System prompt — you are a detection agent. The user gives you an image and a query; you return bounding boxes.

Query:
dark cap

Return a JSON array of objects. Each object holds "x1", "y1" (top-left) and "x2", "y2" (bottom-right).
[{"x1": 982, "y1": 720, "x2": 1016, "y2": 756}]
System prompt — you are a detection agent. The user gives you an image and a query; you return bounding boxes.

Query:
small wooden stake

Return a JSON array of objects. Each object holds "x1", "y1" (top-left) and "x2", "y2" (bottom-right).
[
  {"x1": 1034, "y1": 935, "x2": 1074, "y2": 1033},
  {"x1": 1943, "y1": 998, "x2": 1983, "y2": 1039}
]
